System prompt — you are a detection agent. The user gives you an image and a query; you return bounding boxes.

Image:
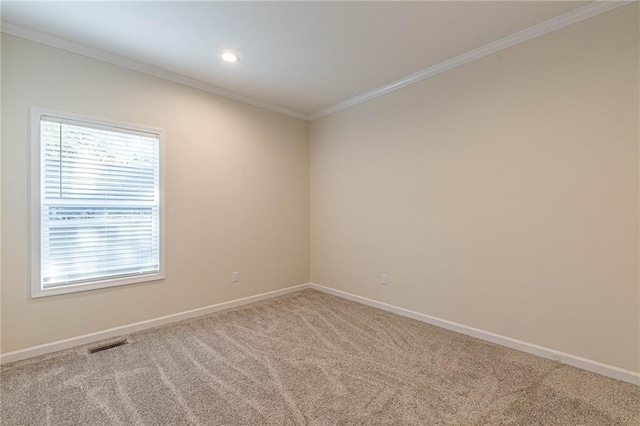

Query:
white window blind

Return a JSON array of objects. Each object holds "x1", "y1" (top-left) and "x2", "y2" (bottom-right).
[{"x1": 37, "y1": 114, "x2": 162, "y2": 293}]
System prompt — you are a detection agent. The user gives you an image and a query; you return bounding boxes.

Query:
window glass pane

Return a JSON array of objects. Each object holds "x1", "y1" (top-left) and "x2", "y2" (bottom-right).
[{"x1": 40, "y1": 117, "x2": 160, "y2": 289}]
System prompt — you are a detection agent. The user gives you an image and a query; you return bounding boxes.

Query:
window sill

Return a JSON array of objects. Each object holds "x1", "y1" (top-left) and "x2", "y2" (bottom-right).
[{"x1": 31, "y1": 273, "x2": 165, "y2": 298}]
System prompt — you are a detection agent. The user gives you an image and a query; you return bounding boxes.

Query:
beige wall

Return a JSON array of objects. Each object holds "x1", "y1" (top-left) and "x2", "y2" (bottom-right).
[
  {"x1": 310, "y1": 5, "x2": 639, "y2": 373},
  {"x1": 2, "y1": 5, "x2": 638, "y2": 376},
  {"x1": 1, "y1": 35, "x2": 310, "y2": 353}
]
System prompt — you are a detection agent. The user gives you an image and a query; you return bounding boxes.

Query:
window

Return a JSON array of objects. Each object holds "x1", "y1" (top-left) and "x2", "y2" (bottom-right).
[{"x1": 30, "y1": 108, "x2": 165, "y2": 297}]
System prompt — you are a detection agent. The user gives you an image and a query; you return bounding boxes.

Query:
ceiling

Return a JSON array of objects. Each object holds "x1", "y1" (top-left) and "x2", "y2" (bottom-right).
[{"x1": 2, "y1": 1, "x2": 589, "y2": 117}]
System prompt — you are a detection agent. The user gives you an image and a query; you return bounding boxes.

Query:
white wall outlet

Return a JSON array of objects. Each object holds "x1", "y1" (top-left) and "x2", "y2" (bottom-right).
[
  {"x1": 232, "y1": 272, "x2": 239, "y2": 283},
  {"x1": 381, "y1": 273, "x2": 388, "y2": 285}
]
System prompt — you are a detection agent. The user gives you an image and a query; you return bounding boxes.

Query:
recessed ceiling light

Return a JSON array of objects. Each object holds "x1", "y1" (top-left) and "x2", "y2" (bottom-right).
[{"x1": 221, "y1": 52, "x2": 239, "y2": 63}]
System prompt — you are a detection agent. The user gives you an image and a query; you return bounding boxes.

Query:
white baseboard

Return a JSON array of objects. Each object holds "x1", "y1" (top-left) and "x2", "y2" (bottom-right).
[
  {"x1": 310, "y1": 283, "x2": 640, "y2": 386},
  {"x1": 4, "y1": 281, "x2": 638, "y2": 386},
  {"x1": 0, "y1": 283, "x2": 311, "y2": 365}
]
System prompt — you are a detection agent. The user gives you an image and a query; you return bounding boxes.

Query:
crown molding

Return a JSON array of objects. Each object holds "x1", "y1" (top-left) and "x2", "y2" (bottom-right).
[
  {"x1": 0, "y1": 22, "x2": 310, "y2": 121},
  {"x1": 1, "y1": 1, "x2": 632, "y2": 122},
  {"x1": 308, "y1": 0, "x2": 634, "y2": 121}
]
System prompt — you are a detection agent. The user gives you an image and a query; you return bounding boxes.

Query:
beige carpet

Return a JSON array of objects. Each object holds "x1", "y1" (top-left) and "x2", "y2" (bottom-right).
[{"x1": 1, "y1": 289, "x2": 638, "y2": 425}]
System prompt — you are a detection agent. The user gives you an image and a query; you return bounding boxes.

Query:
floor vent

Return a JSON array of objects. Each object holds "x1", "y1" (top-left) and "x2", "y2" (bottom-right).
[{"x1": 88, "y1": 340, "x2": 128, "y2": 354}]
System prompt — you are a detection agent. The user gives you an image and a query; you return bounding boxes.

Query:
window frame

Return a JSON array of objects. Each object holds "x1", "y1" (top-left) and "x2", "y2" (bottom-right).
[{"x1": 29, "y1": 107, "x2": 166, "y2": 298}]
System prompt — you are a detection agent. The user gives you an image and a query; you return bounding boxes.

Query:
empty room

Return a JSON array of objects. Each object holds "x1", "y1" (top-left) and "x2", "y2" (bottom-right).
[{"x1": 1, "y1": 1, "x2": 639, "y2": 424}]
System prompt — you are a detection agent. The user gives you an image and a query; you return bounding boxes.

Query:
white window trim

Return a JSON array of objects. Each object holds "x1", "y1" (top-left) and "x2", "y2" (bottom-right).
[{"x1": 29, "y1": 107, "x2": 166, "y2": 298}]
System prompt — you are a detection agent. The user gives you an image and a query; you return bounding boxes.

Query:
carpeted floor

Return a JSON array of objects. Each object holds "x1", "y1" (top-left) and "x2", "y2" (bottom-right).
[{"x1": 1, "y1": 289, "x2": 638, "y2": 425}]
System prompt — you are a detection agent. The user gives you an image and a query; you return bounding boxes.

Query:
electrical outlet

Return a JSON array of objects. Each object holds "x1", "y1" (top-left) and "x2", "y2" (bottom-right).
[
  {"x1": 381, "y1": 273, "x2": 388, "y2": 285},
  {"x1": 232, "y1": 272, "x2": 239, "y2": 283}
]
